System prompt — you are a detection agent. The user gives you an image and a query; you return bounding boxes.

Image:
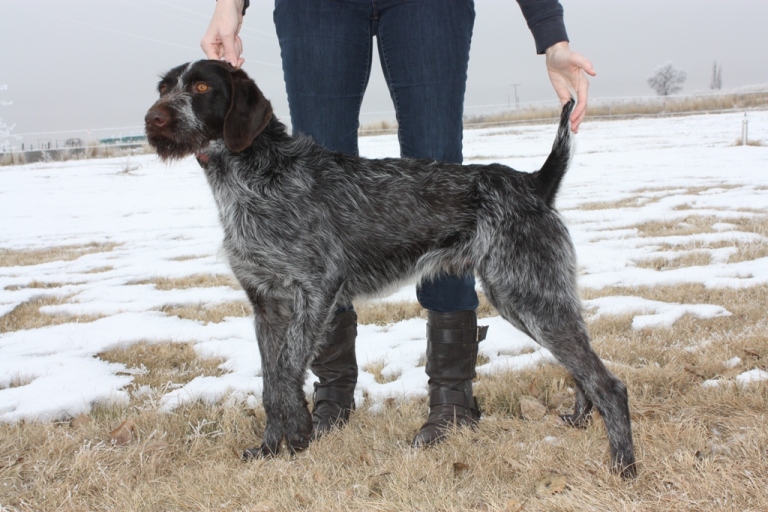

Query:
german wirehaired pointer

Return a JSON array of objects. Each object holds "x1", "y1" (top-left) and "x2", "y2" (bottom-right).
[{"x1": 145, "y1": 60, "x2": 635, "y2": 478}]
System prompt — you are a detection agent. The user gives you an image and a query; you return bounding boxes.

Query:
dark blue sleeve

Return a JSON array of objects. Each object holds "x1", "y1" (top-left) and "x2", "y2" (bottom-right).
[{"x1": 516, "y1": 0, "x2": 569, "y2": 54}]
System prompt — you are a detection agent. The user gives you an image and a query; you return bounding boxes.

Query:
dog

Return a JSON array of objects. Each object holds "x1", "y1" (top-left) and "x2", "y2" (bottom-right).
[{"x1": 145, "y1": 60, "x2": 636, "y2": 478}]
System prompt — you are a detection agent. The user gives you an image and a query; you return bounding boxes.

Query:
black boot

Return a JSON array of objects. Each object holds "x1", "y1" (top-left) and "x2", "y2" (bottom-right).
[
  {"x1": 311, "y1": 310, "x2": 358, "y2": 439},
  {"x1": 412, "y1": 310, "x2": 487, "y2": 447}
]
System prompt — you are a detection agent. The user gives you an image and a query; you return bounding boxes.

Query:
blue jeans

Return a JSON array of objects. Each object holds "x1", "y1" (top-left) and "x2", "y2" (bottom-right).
[{"x1": 274, "y1": 0, "x2": 479, "y2": 313}]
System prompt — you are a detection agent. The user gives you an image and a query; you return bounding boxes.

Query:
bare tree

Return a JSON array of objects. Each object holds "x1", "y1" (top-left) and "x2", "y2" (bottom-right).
[
  {"x1": 647, "y1": 62, "x2": 687, "y2": 96},
  {"x1": 1, "y1": 84, "x2": 17, "y2": 152},
  {"x1": 710, "y1": 61, "x2": 723, "y2": 90}
]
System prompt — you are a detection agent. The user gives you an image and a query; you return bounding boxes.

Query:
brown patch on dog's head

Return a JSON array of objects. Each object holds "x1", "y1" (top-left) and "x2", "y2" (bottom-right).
[
  {"x1": 145, "y1": 60, "x2": 272, "y2": 160},
  {"x1": 222, "y1": 66, "x2": 273, "y2": 152}
]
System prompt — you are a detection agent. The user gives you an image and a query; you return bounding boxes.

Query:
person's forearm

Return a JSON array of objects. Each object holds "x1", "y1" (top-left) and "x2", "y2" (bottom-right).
[
  {"x1": 217, "y1": 0, "x2": 249, "y2": 16},
  {"x1": 515, "y1": 0, "x2": 569, "y2": 54}
]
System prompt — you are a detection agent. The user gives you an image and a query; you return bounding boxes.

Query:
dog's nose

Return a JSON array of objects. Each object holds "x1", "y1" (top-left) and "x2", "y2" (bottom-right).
[{"x1": 145, "y1": 108, "x2": 169, "y2": 128}]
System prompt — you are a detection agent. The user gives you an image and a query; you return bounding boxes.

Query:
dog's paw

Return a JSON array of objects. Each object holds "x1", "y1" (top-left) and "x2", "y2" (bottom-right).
[
  {"x1": 284, "y1": 410, "x2": 312, "y2": 455},
  {"x1": 611, "y1": 449, "x2": 637, "y2": 479},
  {"x1": 241, "y1": 442, "x2": 280, "y2": 461},
  {"x1": 559, "y1": 411, "x2": 592, "y2": 429},
  {"x1": 614, "y1": 459, "x2": 638, "y2": 480},
  {"x1": 286, "y1": 435, "x2": 310, "y2": 455}
]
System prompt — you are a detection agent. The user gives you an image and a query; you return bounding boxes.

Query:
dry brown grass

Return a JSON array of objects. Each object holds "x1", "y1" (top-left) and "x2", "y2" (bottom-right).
[
  {"x1": 3, "y1": 281, "x2": 70, "y2": 291},
  {"x1": 132, "y1": 274, "x2": 239, "y2": 290},
  {"x1": 361, "y1": 92, "x2": 768, "y2": 135},
  {"x1": 640, "y1": 237, "x2": 768, "y2": 268},
  {"x1": 169, "y1": 254, "x2": 209, "y2": 262},
  {"x1": 361, "y1": 359, "x2": 402, "y2": 385},
  {"x1": 631, "y1": 213, "x2": 768, "y2": 269},
  {"x1": 0, "y1": 242, "x2": 119, "y2": 267},
  {"x1": 2, "y1": 279, "x2": 767, "y2": 510},
  {"x1": 354, "y1": 300, "x2": 426, "y2": 326},
  {"x1": 98, "y1": 341, "x2": 227, "y2": 394},
  {"x1": 83, "y1": 266, "x2": 114, "y2": 274},
  {"x1": 732, "y1": 138, "x2": 765, "y2": 147},
  {"x1": 158, "y1": 301, "x2": 253, "y2": 324},
  {"x1": 462, "y1": 90, "x2": 768, "y2": 129},
  {"x1": 636, "y1": 214, "x2": 746, "y2": 238},
  {"x1": 634, "y1": 251, "x2": 713, "y2": 271},
  {"x1": 573, "y1": 185, "x2": 742, "y2": 212},
  {"x1": 729, "y1": 238, "x2": 768, "y2": 263},
  {"x1": 3, "y1": 207, "x2": 768, "y2": 510},
  {"x1": 355, "y1": 293, "x2": 498, "y2": 326},
  {"x1": 575, "y1": 195, "x2": 660, "y2": 211},
  {"x1": 0, "y1": 295, "x2": 103, "y2": 334}
]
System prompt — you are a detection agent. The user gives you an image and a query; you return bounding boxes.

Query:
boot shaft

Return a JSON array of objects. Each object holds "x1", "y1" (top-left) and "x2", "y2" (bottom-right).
[
  {"x1": 425, "y1": 309, "x2": 487, "y2": 381},
  {"x1": 311, "y1": 310, "x2": 358, "y2": 385}
]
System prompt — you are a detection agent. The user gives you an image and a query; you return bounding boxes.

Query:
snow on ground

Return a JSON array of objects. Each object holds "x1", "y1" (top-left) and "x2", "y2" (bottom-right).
[{"x1": 1, "y1": 110, "x2": 767, "y2": 422}]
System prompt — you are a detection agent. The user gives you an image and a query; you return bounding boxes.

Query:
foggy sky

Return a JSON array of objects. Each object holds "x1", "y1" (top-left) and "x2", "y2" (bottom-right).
[{"x1": 1, "y1": 0, "x2": 767, "y2": 147}]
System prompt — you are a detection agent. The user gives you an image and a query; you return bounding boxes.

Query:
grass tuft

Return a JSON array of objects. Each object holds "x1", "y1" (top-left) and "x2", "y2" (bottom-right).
[
  {"x1": 0, "y1": 295, "x2": 103, "y2": 333},
  {"x1": 158, "y1": 301, "x2": 253, "y2": 324},
  {"x1": 0, "y1": 242, "x2": 119, "y2": 267},
  {"x1": 98, "y1": 341, "x2": 227, "y2": 394},
  {"x1": 131, "y1": 274, "x2": 239, "y2": 290}
]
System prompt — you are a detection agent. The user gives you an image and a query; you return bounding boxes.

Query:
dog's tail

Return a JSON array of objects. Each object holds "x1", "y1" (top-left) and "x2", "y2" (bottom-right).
[{"x1": 530, "y1": 99, "x2": 576, "y2": 208}]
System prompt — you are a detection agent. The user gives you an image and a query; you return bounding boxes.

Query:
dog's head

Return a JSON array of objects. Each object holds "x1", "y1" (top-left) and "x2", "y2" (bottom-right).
[{"x1": 145, "y1": 60, "x2": 273, "y2": 160}]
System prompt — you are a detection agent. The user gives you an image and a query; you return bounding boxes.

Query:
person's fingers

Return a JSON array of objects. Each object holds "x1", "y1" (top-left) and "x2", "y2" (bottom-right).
[
  {"x1": 572, "y1": 52, "x2": 597, "y2": 78},
  {"x1": 200, "y1": 30, "x2": 222, "y2": 60},
  {"x1": 218, "y1": 33, "x2": 241, "y2": 67},
  {"x1": 200, "y1": 1, "x2": 244, "y2": 66},
  {"x1": 571, "y1": 104, "x2": 585, "y2": 133},
  {"x1": 567, "y1": 52, "x2": 595, "y2": 132},
  {"x1": 570, "y1": 71, "x2": 590, "y2": 133},
  {"x1": 545, "y1": 44, "x2": 596, "y2": 132}
]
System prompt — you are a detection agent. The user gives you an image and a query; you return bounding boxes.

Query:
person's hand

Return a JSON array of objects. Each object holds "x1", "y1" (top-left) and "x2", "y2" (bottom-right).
[
  {"x1": 201, "y1": 0, "x2": 246, "y2": 68},
  {"x1": 545, "y1": 41, "x2": 596, "y2": 133}
]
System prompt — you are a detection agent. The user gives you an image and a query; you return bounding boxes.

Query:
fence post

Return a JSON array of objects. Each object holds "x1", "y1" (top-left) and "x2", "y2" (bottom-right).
[{"x1": 742, "y1": 114, "x2": 748, "y2": 146}]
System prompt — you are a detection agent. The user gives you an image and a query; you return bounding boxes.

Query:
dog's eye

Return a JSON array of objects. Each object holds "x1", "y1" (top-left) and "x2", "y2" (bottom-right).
[
  {"x1": 195, "y1": 83, "x2": 211, "y2": 93},
  {"x1": 158, "y1": 84, "x2": 168, "y2": 95}
]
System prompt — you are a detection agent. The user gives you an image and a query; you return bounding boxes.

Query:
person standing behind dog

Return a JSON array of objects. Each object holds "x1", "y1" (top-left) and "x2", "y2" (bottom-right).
[{"x1": 202, "y1": 0, "x2": 596, "y2": 448}]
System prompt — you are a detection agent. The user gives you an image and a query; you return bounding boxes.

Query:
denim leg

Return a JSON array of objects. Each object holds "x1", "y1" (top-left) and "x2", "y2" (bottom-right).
[
  {"x1": 376, "y1": 0, "x2": 475, "y2": 162},
  {"x1": 274, "y1": 0, "x2": 376, "y2": 314},
  {"x1": 274, "y1": 0, "x2": 479, "y2": 314},
  {"x1": 273, "y1": 0, "x2": 373, "y2": 155},
  {"x1": 377, "y1": 0, "x2": 479, "y2": 313}
]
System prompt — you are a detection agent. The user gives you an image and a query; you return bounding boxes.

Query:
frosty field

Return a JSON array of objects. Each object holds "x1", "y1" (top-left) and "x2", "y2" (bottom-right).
[{"x1": 1, "y1": 110, "x2": 767, "y2": 423}]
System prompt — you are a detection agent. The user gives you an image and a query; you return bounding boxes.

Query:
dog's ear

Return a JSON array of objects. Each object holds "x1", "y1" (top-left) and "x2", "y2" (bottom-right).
[{"x1": 223, "y1": 69, "x2": 273, "y2": 153}]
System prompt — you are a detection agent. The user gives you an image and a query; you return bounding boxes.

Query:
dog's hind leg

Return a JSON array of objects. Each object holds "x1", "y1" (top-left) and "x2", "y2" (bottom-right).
[
  {"x1": 478, "y1": 238, "x2": 635, "y2": 478},
  {"x1": 560, "y1": 382, "x2": 593, "y2": 428},
  {"x1": 486, "y1": 282, "x2": 635, "y2": 477}
]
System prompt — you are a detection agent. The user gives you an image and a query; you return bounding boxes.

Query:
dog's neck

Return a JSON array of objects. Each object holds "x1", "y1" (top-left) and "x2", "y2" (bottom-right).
[
  {"x1": 249, "y1": 116, "x2": 293, "y2": 150},
  {"x1": 196, "y1": 117, "x2": 292, "y2": 169}
]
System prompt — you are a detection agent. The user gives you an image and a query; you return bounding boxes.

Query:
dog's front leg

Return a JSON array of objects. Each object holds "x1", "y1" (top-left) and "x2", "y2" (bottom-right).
[{"x1": 242, "y1": 293, "x2": 292, "y2": 459}]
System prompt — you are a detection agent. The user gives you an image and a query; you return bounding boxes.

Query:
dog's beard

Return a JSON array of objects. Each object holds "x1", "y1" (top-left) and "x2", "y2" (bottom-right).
[{"x1": 146, "y1": 130, "x2": 208, "y2": 161}]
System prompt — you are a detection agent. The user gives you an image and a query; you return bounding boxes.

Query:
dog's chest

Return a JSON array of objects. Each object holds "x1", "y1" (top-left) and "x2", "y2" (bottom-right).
[{"x1": 205, "y1": 164, "x2": 302, "y2": 260}]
